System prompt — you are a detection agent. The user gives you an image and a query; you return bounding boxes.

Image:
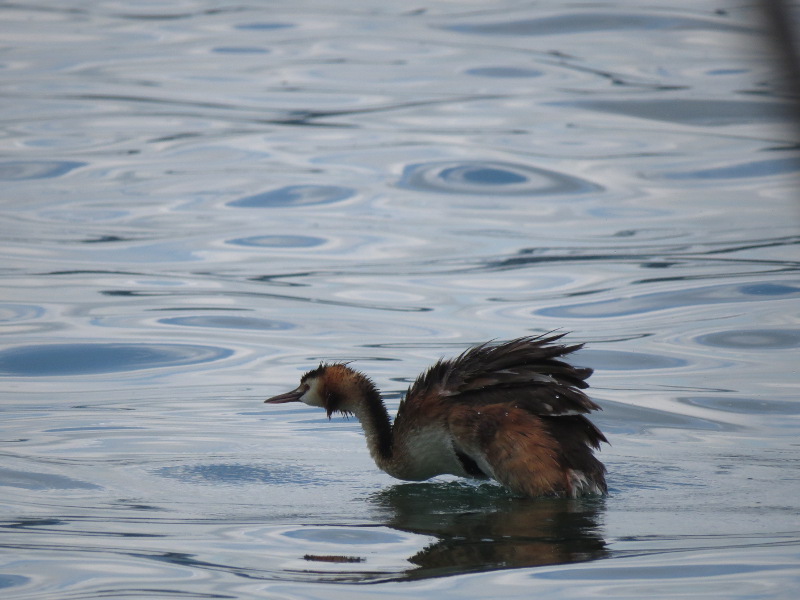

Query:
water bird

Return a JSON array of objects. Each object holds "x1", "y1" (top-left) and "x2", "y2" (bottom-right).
[{"x1": 264, "y1": 333, "x2": 607, "y2": 497}]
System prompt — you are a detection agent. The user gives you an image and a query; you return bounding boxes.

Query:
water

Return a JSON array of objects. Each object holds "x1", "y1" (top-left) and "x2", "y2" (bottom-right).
[{"x1": 1, "y1": 1, "x2": 799, "y2": 598}]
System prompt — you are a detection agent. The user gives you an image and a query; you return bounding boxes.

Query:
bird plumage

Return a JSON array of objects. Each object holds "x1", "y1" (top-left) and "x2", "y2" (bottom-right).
[{"x1": 264, "y1": 333, "x2": 607, "y2": 498}]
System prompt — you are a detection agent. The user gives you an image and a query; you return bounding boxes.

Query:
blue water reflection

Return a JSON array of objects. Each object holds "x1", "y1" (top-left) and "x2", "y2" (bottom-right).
[
  {"x1": 159, "y1": 315, "x2": 295, "y2": 331},
  {"x1": 446, "y1": 13, "x2": 752, "y2": 35},
  {"x1": 234, "y1": 22, "x2": 293, "y2": 31},
  {"x1": 398, "y1": 160, "x2": 602, "y2": 196},
  {"x1": 0, "y1": 343, "x2": 233, "y2": 376},
  {"x1": 678, "y1": 396, "x2": 800, "y2": 415},
  {"x1": 0, "y1": 575, "x2": 29, "y2": 591},
  {"x1": 0, "y1": 304, "x2": 45, "y2": 321},
  {"x1": 0, "y1": 160, "x2": 85, "y2": 180},
  {"x1": 663, "y1": 156, "x2": 800, "y2": 180},
  {"x1": 228, "y1": 235, "x2": 326, "y2": 248},
  {"x1": 282, "y1": 527, "x2": 406, "y2": 544},
  {"x1": 156, "y1": 464, "x2": 316, "y2": 485},
  {"x1": 212, "y1": 46, "x2": 269, "y2": 54},
  {"x1": 695, "y1": 329, "x2": 800, "y2": 350},
  {"x1": 0, "y1": 468, "x2": 101, "y2": 490},
  {"x1": 553, "y1": 99, "x2": 789, "y2": 126},
  {"x1": 228, "y1": 185, "x2": 355, "y2": 207},
  {"x1": 466, "y1": 67, "x2": 543, "y2": 78},
  {"x1": 576, "y1": 349, "x2": 687, "y2": 371},
  {"x1": 539, "y1": 282, "x2": 800, "y2": 318}
]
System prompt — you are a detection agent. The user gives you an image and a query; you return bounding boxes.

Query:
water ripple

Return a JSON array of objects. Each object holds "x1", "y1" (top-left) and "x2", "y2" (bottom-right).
[
  {"x1": 695, "y1": 329, "x2": 800, "y2": 350},
  {"x1": 234, "y1": 22, "x2": 293, "y2": 31},
  {"x1": 577, "y1": 349, "x2": 687, "y2": 371},
  {"x1": 397, "y1": 160, "x2": 601, "y2": 196},
  {"x1": 0, "y1": 160, "x2": 85, "y2": 180},
  {"x1": 0, "y1": 575, "x2": 28, "y2": 591},
  {"x1": 553, "y1": 99, "x2": 789, "y2": 126},
  {"x1": 0, "y1": 304, "x2": 45, "y2": 322},
  {"x1": 212, "y1": 46, "x2": 269, "y2": 54},
  {"x1": 228, "y1": 235, "x2": 326, "y2": 249},
  {"x1": 158, "y1": 315, "x2": 295, "y2": 331},
  {"x1": 466, "y1": 67, "x2": 543, "y2": 78},
  {"x1": 281, "y1": 527, "x2": 406, "y2": 545},
  {"x1": 0, "y1": 467, "x2": 101, "y2": 491},
  {"x1": 156, "y1": 464, "x2": 317, "y2": 486},
  {"x1": 445, "y1": 13, "x2": 753, "y2": 36},
  {"x1": 0, "y1": 343, "x2": 233, "y2": 376},
  {"x1": 538, "y1": 282, "x2": 800, "y2": 319},
  {"x1": 679, "y1": 396, "x2": 800, "y2": 415},
  {"x1": 662, "y1": 156, "x2": 800, "y2": 180},
  {"x1": 228, "y1": 185, "x2": 355, "y2": 208}
]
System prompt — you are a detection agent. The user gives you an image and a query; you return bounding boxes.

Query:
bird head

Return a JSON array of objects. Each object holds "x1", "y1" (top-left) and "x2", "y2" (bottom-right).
[{"x1": 265, "y1": 362, "x2": 369, "y2": 418}]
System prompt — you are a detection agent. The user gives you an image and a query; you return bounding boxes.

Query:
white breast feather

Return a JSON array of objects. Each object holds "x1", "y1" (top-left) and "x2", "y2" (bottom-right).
[{"x1": 394, "y1": 425, "x2": 465, "y2": 481}]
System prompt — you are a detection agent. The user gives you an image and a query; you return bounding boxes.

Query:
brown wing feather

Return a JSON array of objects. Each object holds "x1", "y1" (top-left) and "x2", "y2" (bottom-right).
[
  {"x1": 402, "y1": 333, "x2": 598, "y2": 417},
  {"x1": 448, "y1": 404, "x2": 607, "y2": 497},
  {"x1": 397, "y1": 334, "x2": 607, "y2": 496},
  {"x1": 448, "y1": 404, "x2": 569, "y2": 496}
]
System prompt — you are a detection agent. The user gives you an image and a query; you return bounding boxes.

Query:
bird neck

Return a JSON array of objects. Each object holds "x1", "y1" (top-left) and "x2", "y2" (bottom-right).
[{"x1": 348, "y1": 383, "x2": 394, "y2": 467}]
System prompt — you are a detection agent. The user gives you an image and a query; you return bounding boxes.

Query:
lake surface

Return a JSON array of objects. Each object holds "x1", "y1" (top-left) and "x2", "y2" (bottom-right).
[{"x1": 2, "y1": 1, "x2": 799, "y2": 598}]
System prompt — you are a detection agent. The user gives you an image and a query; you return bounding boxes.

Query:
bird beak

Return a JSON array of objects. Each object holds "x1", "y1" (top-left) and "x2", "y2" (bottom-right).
[{"x1": 264, "y1": 386, "x2": 304, "y2": 404}]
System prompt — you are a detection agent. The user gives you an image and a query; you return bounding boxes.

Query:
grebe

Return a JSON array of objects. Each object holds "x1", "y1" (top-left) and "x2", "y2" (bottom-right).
[{"x1": 264, "y1": 333, "x2": 607, "y2": 498}]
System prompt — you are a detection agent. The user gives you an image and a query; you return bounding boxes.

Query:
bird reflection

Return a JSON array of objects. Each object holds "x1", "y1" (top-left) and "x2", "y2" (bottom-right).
[{"x1": 370, "y1": 481, "x2": 608, "y2": 578}]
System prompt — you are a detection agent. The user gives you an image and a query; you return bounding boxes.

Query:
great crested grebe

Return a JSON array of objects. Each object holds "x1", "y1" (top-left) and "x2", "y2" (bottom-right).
[{"x1": 265, "y1": 333, "x2": 607, "y2": 498}]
